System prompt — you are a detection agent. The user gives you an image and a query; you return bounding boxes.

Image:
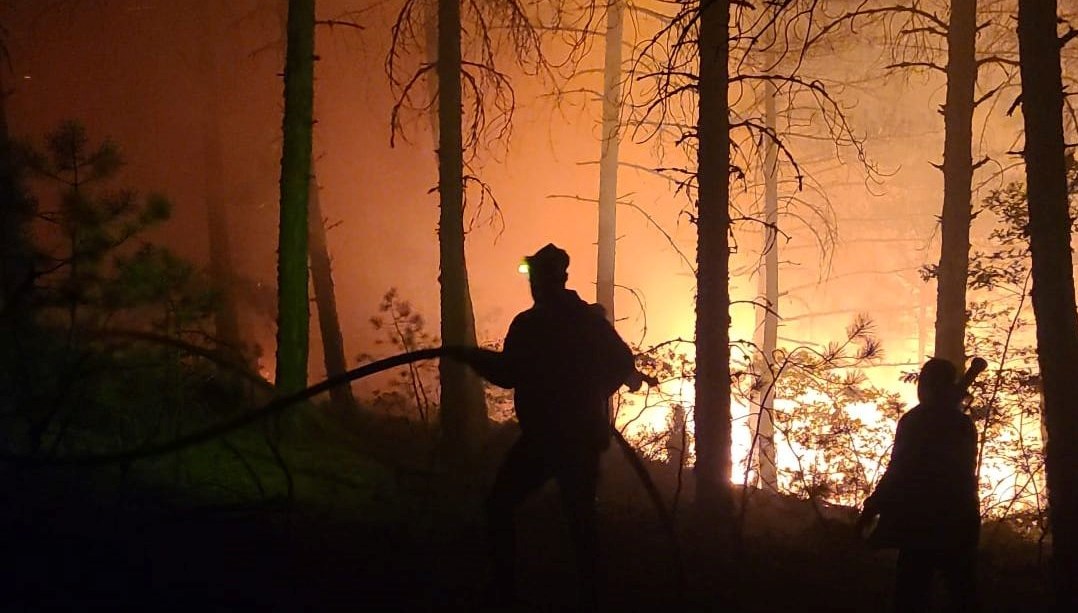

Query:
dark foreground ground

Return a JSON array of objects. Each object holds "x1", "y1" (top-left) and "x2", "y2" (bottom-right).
[{"x1": 0, "y1": 419, "x2": 1053, "y2": 612}]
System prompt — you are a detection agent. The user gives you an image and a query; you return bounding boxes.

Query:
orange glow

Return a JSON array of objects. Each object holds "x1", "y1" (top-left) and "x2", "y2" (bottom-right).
[
  {"x1": 617, "y1": 378, "x2": 1046, "y2": 515},
  {"x1": 5, "y1": 0, "x2": 1052, "y2": 524}
]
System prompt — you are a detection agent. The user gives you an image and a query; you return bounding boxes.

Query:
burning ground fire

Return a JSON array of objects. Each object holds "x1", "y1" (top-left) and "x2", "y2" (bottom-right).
[{"x1": 614, "y1": 369, "x2": 1045, "y2": 519}]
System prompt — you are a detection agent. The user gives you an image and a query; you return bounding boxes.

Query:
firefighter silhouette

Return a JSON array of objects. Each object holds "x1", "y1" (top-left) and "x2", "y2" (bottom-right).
[
  {"x1": 860, "y1": 358, "x2": 980, "y2": 612},
  {"x1": 453, "y1": 243, "x2": 642, "y2": 607}
]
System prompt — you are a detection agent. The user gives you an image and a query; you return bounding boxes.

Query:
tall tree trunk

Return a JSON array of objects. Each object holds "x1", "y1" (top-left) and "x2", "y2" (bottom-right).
[
  {"x1": 1018, "y1": 1, "x2": 1078, "y2": 607},
  {"x1": 695, "y1": 0, "x2": 733, "y2": 518},
  {"x1": 0, "y1": 71, "x2": 31, "y2": 313},
  {"x1": 438, "y1": 0, "x2": 487, "y2": 459},
  {"x1": 200, "y1": 1, "x2": 244, "y2": 357},
  {"x1": 751, "y1": 76, "x2": 779, "y2": 493},
  {"x1": 274, "y1": 0, "x2": 316, "y2": 394},
  {"x1": 596, "y1": 0, "x2": 623, "y2": 321},
  {"x1": 308, "y1": 165, "x2": 358, "y2": 412},
  {"x1": 933, "y1": 0, "x2": 977, "y2": 368}
]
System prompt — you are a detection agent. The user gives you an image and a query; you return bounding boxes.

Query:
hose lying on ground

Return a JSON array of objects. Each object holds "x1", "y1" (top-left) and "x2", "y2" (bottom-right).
[
  {"x1": 0, "y1": 347, "x2": 443, "y2": 467},
  {"x1": 0, "y1": 343, "x2": 684, "y2": 591}
]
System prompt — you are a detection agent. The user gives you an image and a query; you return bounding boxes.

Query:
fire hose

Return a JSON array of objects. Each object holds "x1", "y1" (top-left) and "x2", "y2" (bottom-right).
[{"x1": 0, "y1": 343, "x2": 684, "y2": 588}]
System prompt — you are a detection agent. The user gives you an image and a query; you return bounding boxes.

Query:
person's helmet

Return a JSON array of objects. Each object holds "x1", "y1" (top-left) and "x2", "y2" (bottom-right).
[
  {"x1": 918, "y1": 357, "x2": 958, "y2": 403},
  {"x1": 521, "y1": 243, "x2": 569, "y2": 282}
]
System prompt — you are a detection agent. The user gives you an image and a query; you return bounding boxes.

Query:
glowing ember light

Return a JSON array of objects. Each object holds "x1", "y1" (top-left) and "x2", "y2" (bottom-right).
[
  {"x1": 517, "y1": 261, "x2": 529, "y2": 275},
  {"x1": 614, "y1": 366, "x2": 1043, "y2": 510},
  {"x1": 256, "y1": 358, "x2": 274, "y2": 383}
]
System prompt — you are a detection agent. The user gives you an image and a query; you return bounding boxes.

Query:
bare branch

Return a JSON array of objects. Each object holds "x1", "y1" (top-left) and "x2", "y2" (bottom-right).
[{"x1": 886, "y1": 60, "x2": 946, "y2": 73}]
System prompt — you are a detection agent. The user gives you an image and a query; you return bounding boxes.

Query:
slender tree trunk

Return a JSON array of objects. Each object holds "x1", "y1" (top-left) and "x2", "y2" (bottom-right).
[
  {"x1": 0, "y1": 71, "x2": 31, "y2": 313},
  {"x1": 1018, "y1": 1, "x2": 1078, "y2": 607},
  {"x1": 200, "y1": 1, "x2": 243, "y2": 356},
  {"x1": 667, "y1": 402, "x2": 687, "y2": 466},
  {"x1": 751, "y1": 76, "x2": 778, "y2": 493},
  {"x1": 438, "y1": 0, "x2": 487, "y2": 458},
  {"x1": 308, "y1": 165, "x2": 358, "y2": 412},
  {"x1": 695, "y1": 0, "x2": 733, "y2": 518},
  {"x1": 596, "y1": 0, "x2": 623, "y2": 321},
  {"x1": 274, "y1": 0, "x2": 316, "y2": 394},
  {"x1": 933, "y1": 0, "x2": 977, "y2": 369}
]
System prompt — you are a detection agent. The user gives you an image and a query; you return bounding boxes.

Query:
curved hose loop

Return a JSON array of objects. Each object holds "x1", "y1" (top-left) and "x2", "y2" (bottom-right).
[
  {"x1": 1, "y1": 339, "x2": 685, "y2": 593},
  {"x1": 0, "y1": 347, "x2": 445, "y2": 467},
  {"x1": 611, "y1": 427, "x2": 687, "y2": 597}
]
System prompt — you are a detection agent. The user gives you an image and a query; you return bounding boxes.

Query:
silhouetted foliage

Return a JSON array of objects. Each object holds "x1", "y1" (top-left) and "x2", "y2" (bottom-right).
[
  {"x1": 361, "y1": 287, "x2": 513, "y2": 424},
  {"x1": 0, "y1": 122, "x2": 240, "y2": 462},
  {"x1": 362, "y1": 287, "x2": 440, "y2": 422},
  {"x1": 952, "y1": 156, "x2": 1078, "y2": 536},
  {"x1": 17, "y1": 121, "x2": 182, "y2": 326}
]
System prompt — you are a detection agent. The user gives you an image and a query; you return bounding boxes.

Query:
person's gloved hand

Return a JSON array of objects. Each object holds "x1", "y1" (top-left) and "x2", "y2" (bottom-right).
[
  {"x1": 855, "y1": 498, "x2": 880, "y2": 538},
  {"x1": 442, "y1": 345, "x2": 485, "y2": 365},
  {"x1": 626, "y1": 370, "x2": 660, "y2": 392}
]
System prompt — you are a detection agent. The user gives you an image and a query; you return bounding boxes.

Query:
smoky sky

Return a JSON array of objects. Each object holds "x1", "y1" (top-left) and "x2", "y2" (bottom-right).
[{"x1": 2, "y1": 0, "x2": 1048, "y2": 394}]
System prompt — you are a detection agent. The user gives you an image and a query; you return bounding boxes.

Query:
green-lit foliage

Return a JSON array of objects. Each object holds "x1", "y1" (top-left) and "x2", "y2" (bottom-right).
[
  {"x1": 16, "y1": 121, "x2": 181, "y2": 324},
  {"x1": 1, "y1": 121, "x2": 231, "y2": 463},
  {"x1": 104, "y1": 244, "x2": 220, "y2": 333},
  {"x1": 0, "y1": 123, "x2": 388, "y2": 515}
]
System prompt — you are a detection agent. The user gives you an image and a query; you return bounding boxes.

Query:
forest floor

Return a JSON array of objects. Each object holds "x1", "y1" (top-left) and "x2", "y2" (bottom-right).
[{"x1": 0, "y1": 411, "x2": 1053, "y2": 612}]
